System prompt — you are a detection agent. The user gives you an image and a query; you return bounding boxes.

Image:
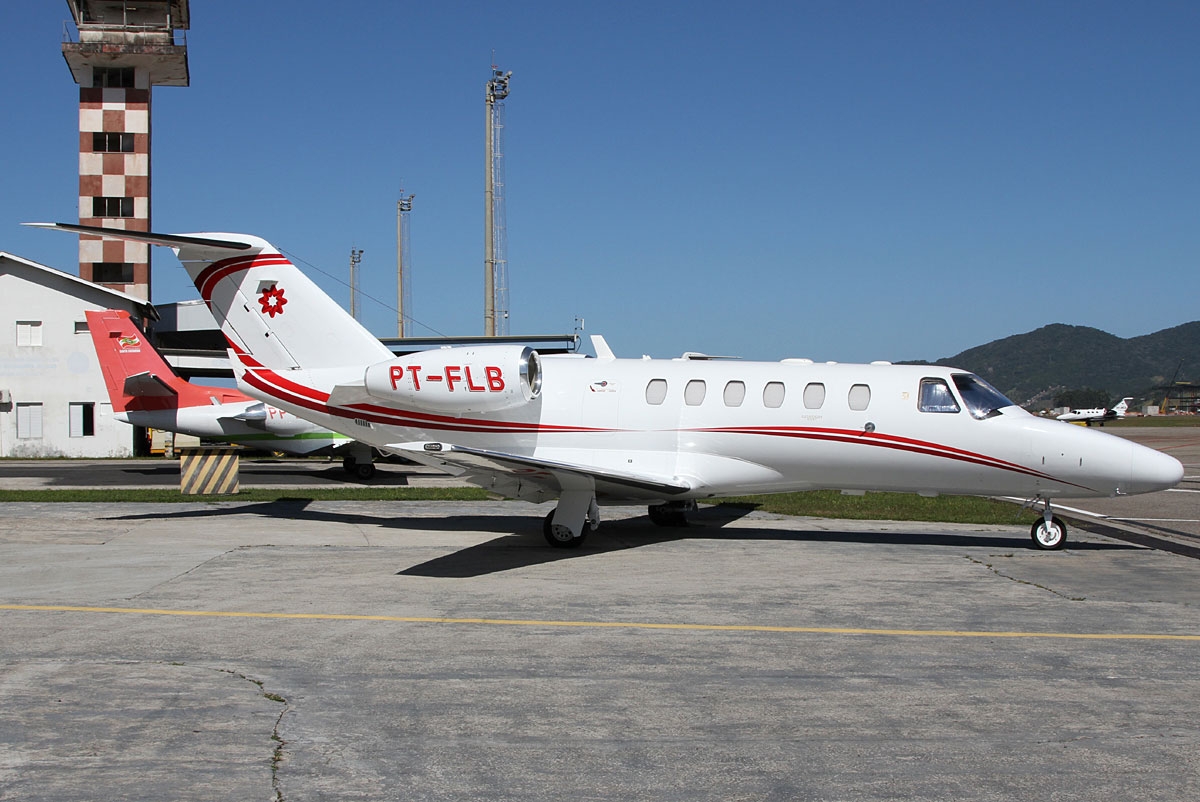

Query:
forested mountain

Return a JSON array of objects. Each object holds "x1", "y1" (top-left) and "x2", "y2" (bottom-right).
[{"x1": 905, "y1": 322, "x2": 1200, "y2": 407}]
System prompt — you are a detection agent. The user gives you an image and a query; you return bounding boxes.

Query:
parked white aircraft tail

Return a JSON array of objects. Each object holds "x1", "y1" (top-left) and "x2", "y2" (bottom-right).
[
  {"x1": 84, "y1": 308, "x2": 378, "y2": 476},
  {"x1": 31, "y1": 223, "x2": 1184, "y2": 551}
]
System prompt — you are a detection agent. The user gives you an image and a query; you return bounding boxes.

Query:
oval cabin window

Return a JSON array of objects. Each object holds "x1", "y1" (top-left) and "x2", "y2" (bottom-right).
[{"x1": 848, "y1": 383, "x2": 871, "y2": 411}]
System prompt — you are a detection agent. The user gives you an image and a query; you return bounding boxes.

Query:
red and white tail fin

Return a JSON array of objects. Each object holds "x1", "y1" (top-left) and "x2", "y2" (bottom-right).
[
  {"x1": 85, "y1": 309, "x2": 248, "y2": 412},
  {"x1": 31, "y1": 223, "x2": 394, "y2": 373}
]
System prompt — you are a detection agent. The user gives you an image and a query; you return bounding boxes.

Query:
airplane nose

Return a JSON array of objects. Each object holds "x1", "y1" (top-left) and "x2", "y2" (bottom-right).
[{"x1": 1127, "y1": 444, "x2": 1184, "y2": 494}]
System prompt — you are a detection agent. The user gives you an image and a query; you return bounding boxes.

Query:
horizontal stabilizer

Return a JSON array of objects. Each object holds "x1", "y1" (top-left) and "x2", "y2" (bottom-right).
[
  {"x1": 23, "y1": 222, "x2": 253, "y2": 251},
  {"x1": 122, "y1": 371, "x2": 177, "y2": 398}
]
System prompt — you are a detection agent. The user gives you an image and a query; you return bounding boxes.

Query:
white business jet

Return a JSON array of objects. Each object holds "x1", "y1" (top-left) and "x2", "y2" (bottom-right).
[
  {"x1": 32, "y1": 223, "x2": 1184, "y2": 550},
  {"x1": 1057, "y1": 397, "x2": 1133, "y2": 426}
]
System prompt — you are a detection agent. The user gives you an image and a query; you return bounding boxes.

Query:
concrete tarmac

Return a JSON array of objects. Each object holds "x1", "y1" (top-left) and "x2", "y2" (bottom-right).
[{"x1": 3, "y1": 499, "x2": 1200, "y2": 801}]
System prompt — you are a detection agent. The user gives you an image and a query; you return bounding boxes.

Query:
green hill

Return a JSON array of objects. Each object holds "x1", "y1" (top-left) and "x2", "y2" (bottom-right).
[{"x1": 906, "y1": 322, "x2": 1200, "y2": 407}]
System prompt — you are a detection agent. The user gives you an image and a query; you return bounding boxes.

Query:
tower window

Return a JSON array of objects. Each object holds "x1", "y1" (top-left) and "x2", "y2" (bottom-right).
[
  {"x1": 94, "y1": 67, "x2": 135, "y2": 88},
  {"x1": 92, "y1": 263, "x2": 135, "y2": 283},
  {"x1": 92, "y1": 132, "x2": 135, "y2": 153},
  {"x1": 92, "y1": 197, "x2": 134, "y2": 218}
]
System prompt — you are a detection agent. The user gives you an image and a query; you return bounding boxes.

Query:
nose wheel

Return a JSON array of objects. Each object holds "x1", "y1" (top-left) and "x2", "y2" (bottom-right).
[{"x1": 1030, "y1": 501, "x2": 1068, "y2": 550}]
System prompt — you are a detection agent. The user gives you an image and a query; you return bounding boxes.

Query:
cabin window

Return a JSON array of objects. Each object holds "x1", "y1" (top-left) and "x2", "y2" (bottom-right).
[
  {"x1": 645, "y1": 379, "x2": 668, "y2": 406},
  {"x1": 684, "y1": 380, "x2": 706, "y2": 406},
  {"x1": 763, "y1": 381, "x2": 786, "y2": 409},
  {"x1": 848, "y1": 383, "x2": 871, "y2": 411},
  {"x1": 723, "y1": 381, "x2": 746, "y2": 407},
  {"x1": 803, "y1": 382, "x2": 825, "y2": 410},
  {"x1": 918, "y1": 378, "x2": 960, "y2": 413}
]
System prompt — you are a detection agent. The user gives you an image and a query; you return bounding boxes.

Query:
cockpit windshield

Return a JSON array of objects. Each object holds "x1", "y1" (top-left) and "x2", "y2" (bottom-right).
[{"x1": 952, "y1": 374, "x2": 1016, "y2": 420}]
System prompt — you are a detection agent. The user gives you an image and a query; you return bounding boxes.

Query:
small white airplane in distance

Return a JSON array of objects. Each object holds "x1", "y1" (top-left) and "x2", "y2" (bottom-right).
[
  {"x1": 36, "y1": 223, "x2": 1183, "y2": 551},
  {"x1": 85, "y1": 308, "x2": 379, "y2": 477},
  {"x1": 1057, "y1": 397, "x2": 1133, "y2": 426}
]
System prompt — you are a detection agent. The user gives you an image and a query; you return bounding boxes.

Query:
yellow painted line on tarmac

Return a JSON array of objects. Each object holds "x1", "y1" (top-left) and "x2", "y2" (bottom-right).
[{"x1": 2, "y1": 604, "x2": 1199, "y2": 641}]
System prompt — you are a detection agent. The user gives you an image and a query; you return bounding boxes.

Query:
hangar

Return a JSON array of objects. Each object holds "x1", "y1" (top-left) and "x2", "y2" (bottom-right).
[{"x1": 0, "y1": 251, "x2": 156, "y2": 457}]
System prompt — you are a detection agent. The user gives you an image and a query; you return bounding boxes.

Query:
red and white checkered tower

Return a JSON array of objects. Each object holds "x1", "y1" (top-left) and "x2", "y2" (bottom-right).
[{"x1": 61, "y1": 0, "x2": 190, "y2": 301}]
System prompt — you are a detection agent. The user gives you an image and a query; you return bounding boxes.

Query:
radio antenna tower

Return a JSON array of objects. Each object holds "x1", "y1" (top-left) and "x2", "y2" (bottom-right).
[
  {"x1": 484, "y1": 64, "x2": 511, "y2": 336},
  {"x1": 396, "y1": 189, "x2": 415, "y2": 337}
]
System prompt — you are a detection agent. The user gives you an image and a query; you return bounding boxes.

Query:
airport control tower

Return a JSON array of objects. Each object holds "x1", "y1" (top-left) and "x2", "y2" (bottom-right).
[{"x1": 61, "y1": 0, "x2": 190, "y2": 301}]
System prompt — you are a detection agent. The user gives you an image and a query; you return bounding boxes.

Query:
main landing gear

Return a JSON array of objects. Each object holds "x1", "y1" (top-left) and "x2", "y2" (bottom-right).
[
  {"x1": 542, "y1": 497, "x2": 700, "y2": 548},
  {"x1": 341, "y1": 444, "x2": 377, "y2": 480},
  {"x1": 1030, "y1": 498, "x2": 1068, "y2": 550}
]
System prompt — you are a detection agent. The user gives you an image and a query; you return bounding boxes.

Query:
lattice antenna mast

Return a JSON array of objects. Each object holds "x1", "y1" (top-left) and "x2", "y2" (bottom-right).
[
  {"x1": 485, "y1": 65, "x2": 511, "y2": 336},
  {"x1": 396, "y1": 190, "x2": 415, "y2": 337}
]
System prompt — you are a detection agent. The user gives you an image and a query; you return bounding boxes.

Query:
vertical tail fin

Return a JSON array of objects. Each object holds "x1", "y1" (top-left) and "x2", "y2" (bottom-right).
[
  {"x1": 85, "y1": 309, "x2": 242, "y2": 412},
  {"x1": 30, "y1": 223, "x2": 394, "y2": 372}
]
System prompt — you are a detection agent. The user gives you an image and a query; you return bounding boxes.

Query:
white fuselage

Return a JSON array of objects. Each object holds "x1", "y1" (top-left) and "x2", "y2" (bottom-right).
[{"x1": 234, "y1": 354, "x2": 1181, "y2": 502}]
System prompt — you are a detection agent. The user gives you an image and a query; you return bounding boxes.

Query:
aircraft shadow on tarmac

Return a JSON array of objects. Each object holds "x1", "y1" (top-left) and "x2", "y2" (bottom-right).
[{"x1": 104, "y1": 500, "x2": 1141, "y2": 578}]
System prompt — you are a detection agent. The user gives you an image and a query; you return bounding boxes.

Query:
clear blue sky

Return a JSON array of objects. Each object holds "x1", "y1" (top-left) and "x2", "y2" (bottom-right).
[{"x1": 3, "y1": 1, "x2": 1198, "y2": 364}]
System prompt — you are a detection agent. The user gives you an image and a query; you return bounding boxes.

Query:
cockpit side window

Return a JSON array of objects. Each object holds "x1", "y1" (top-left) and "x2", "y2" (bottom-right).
[
  {"x1": 952, "y1": 374, "x2": 1015, "y2": 420},
  {"x1": 918, "y1": 378, "x2": 960, "y2": 413}
]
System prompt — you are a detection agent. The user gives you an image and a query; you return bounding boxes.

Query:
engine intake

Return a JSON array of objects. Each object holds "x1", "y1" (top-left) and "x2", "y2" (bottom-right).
[{"x1": 363, "y1": 345, "x2": 541, "y2": 414}]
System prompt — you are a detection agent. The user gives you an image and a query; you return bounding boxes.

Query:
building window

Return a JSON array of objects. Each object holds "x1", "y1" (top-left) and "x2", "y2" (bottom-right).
[
  {"x1": 803, "y1": 382, "x2": 826, "y2": 410},
  {"x1": 848, "y1": 384, "x2": 872, "y2": 411},
  {"x1": 763, "y1": 381, "x2": 786, "y2": 409},
  {"x1": 723, "y1": 381, "x2": 745, "y2": 407},
  {"x1": 16, "y1": 321, "x2": 43, "y2": 347},
  {"x1": 92, "y1": 263, "x2": 135, "y2": 283},
  {"x1": 70, "y1": 403, "x2": 96, "y2": 437},
  {"x1": 684, "y1": 380, "x2": 706, "y2": 406},
  {"x1": 92, "y1": 197, "x2": 134, "y2": 218},
  {"x1": 16, "y1": 403, "x2": 43, "y2": 439},
  {"x1": 74, "y1": 321, "x2": 90, "y2": 335},
  {"x1": 94, "y1": 67, "x2": 135, "y2": 88},
  {"x1": 645, "y1": 379, "x2": 668, "y2": 406},
  {"x1": 92, "y1": 132, "x2": 135, "y2": 153}
]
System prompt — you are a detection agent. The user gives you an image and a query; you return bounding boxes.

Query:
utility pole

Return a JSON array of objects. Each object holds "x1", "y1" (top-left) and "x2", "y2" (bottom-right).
[
  {"x1": 348, "y1": 247, "x2": 363, "y2": 320},
  {"x1": 396, "y1": 190, "x2": 414, "y2": 337},
  {"x1": 485, "y1": 65, "x2": 511, "y2": 336}
]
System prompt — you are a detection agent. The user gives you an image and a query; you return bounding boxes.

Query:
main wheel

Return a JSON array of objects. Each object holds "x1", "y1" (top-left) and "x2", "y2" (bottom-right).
[
  {"x1": 543, "y1": 510, "x2": 586, "y2": 549},
  {"x1": 648, "y1": 502, "x2": 691, "y2": 527},
  {"x1": 353, "y1": 462, "x2": 376, "y2": 480},
  {"x1": 1030, "y1": 516, "x2": 1067, "y2": 550}
]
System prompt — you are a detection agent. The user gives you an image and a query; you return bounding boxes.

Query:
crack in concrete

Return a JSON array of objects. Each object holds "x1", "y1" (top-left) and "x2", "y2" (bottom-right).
[{"x1": 966, "y1": 555, "x2": 1087, "y2": 601}]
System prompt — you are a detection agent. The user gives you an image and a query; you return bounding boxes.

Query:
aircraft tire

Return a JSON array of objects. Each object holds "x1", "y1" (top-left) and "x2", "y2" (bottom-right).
[
  {"x1": 353, "y1": 462, "x2": 376, "y2": 480},
  {"x1": 543, "y1": 510, "x2": 586, "y2": 549},
  {"x1": 1030, "y1": 516, "x2": 1067, "y2": 550},
  {"x1": 648, "y1": 502, "x2": 690, "y2": 527}
]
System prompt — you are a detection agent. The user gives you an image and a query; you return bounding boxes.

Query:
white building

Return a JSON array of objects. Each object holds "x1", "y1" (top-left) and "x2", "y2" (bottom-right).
[{"x1": 0, "y1": 251, "x2": 156, "y2": 457}]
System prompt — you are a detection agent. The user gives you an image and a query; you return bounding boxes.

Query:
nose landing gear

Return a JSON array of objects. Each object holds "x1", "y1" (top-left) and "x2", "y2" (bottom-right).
[{"x1": 1030, "y1": 499, "x2": 1067, "y2": 550}]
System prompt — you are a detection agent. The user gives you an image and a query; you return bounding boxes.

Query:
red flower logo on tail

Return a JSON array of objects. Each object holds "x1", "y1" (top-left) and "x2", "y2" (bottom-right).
[{"x1": 259, "y1": 285, "x2": 287, "y2": 318}]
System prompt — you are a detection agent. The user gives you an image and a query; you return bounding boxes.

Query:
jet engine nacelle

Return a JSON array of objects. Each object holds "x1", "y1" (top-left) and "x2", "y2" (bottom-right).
[{"x1": 363, "y1": 345, "x2": 542, "y2": 414}]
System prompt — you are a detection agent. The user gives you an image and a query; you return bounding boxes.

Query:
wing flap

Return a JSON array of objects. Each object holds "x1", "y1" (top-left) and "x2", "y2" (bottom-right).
[{"x1": 388, "y1": 442, "x2": 692, "y2": 502}]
